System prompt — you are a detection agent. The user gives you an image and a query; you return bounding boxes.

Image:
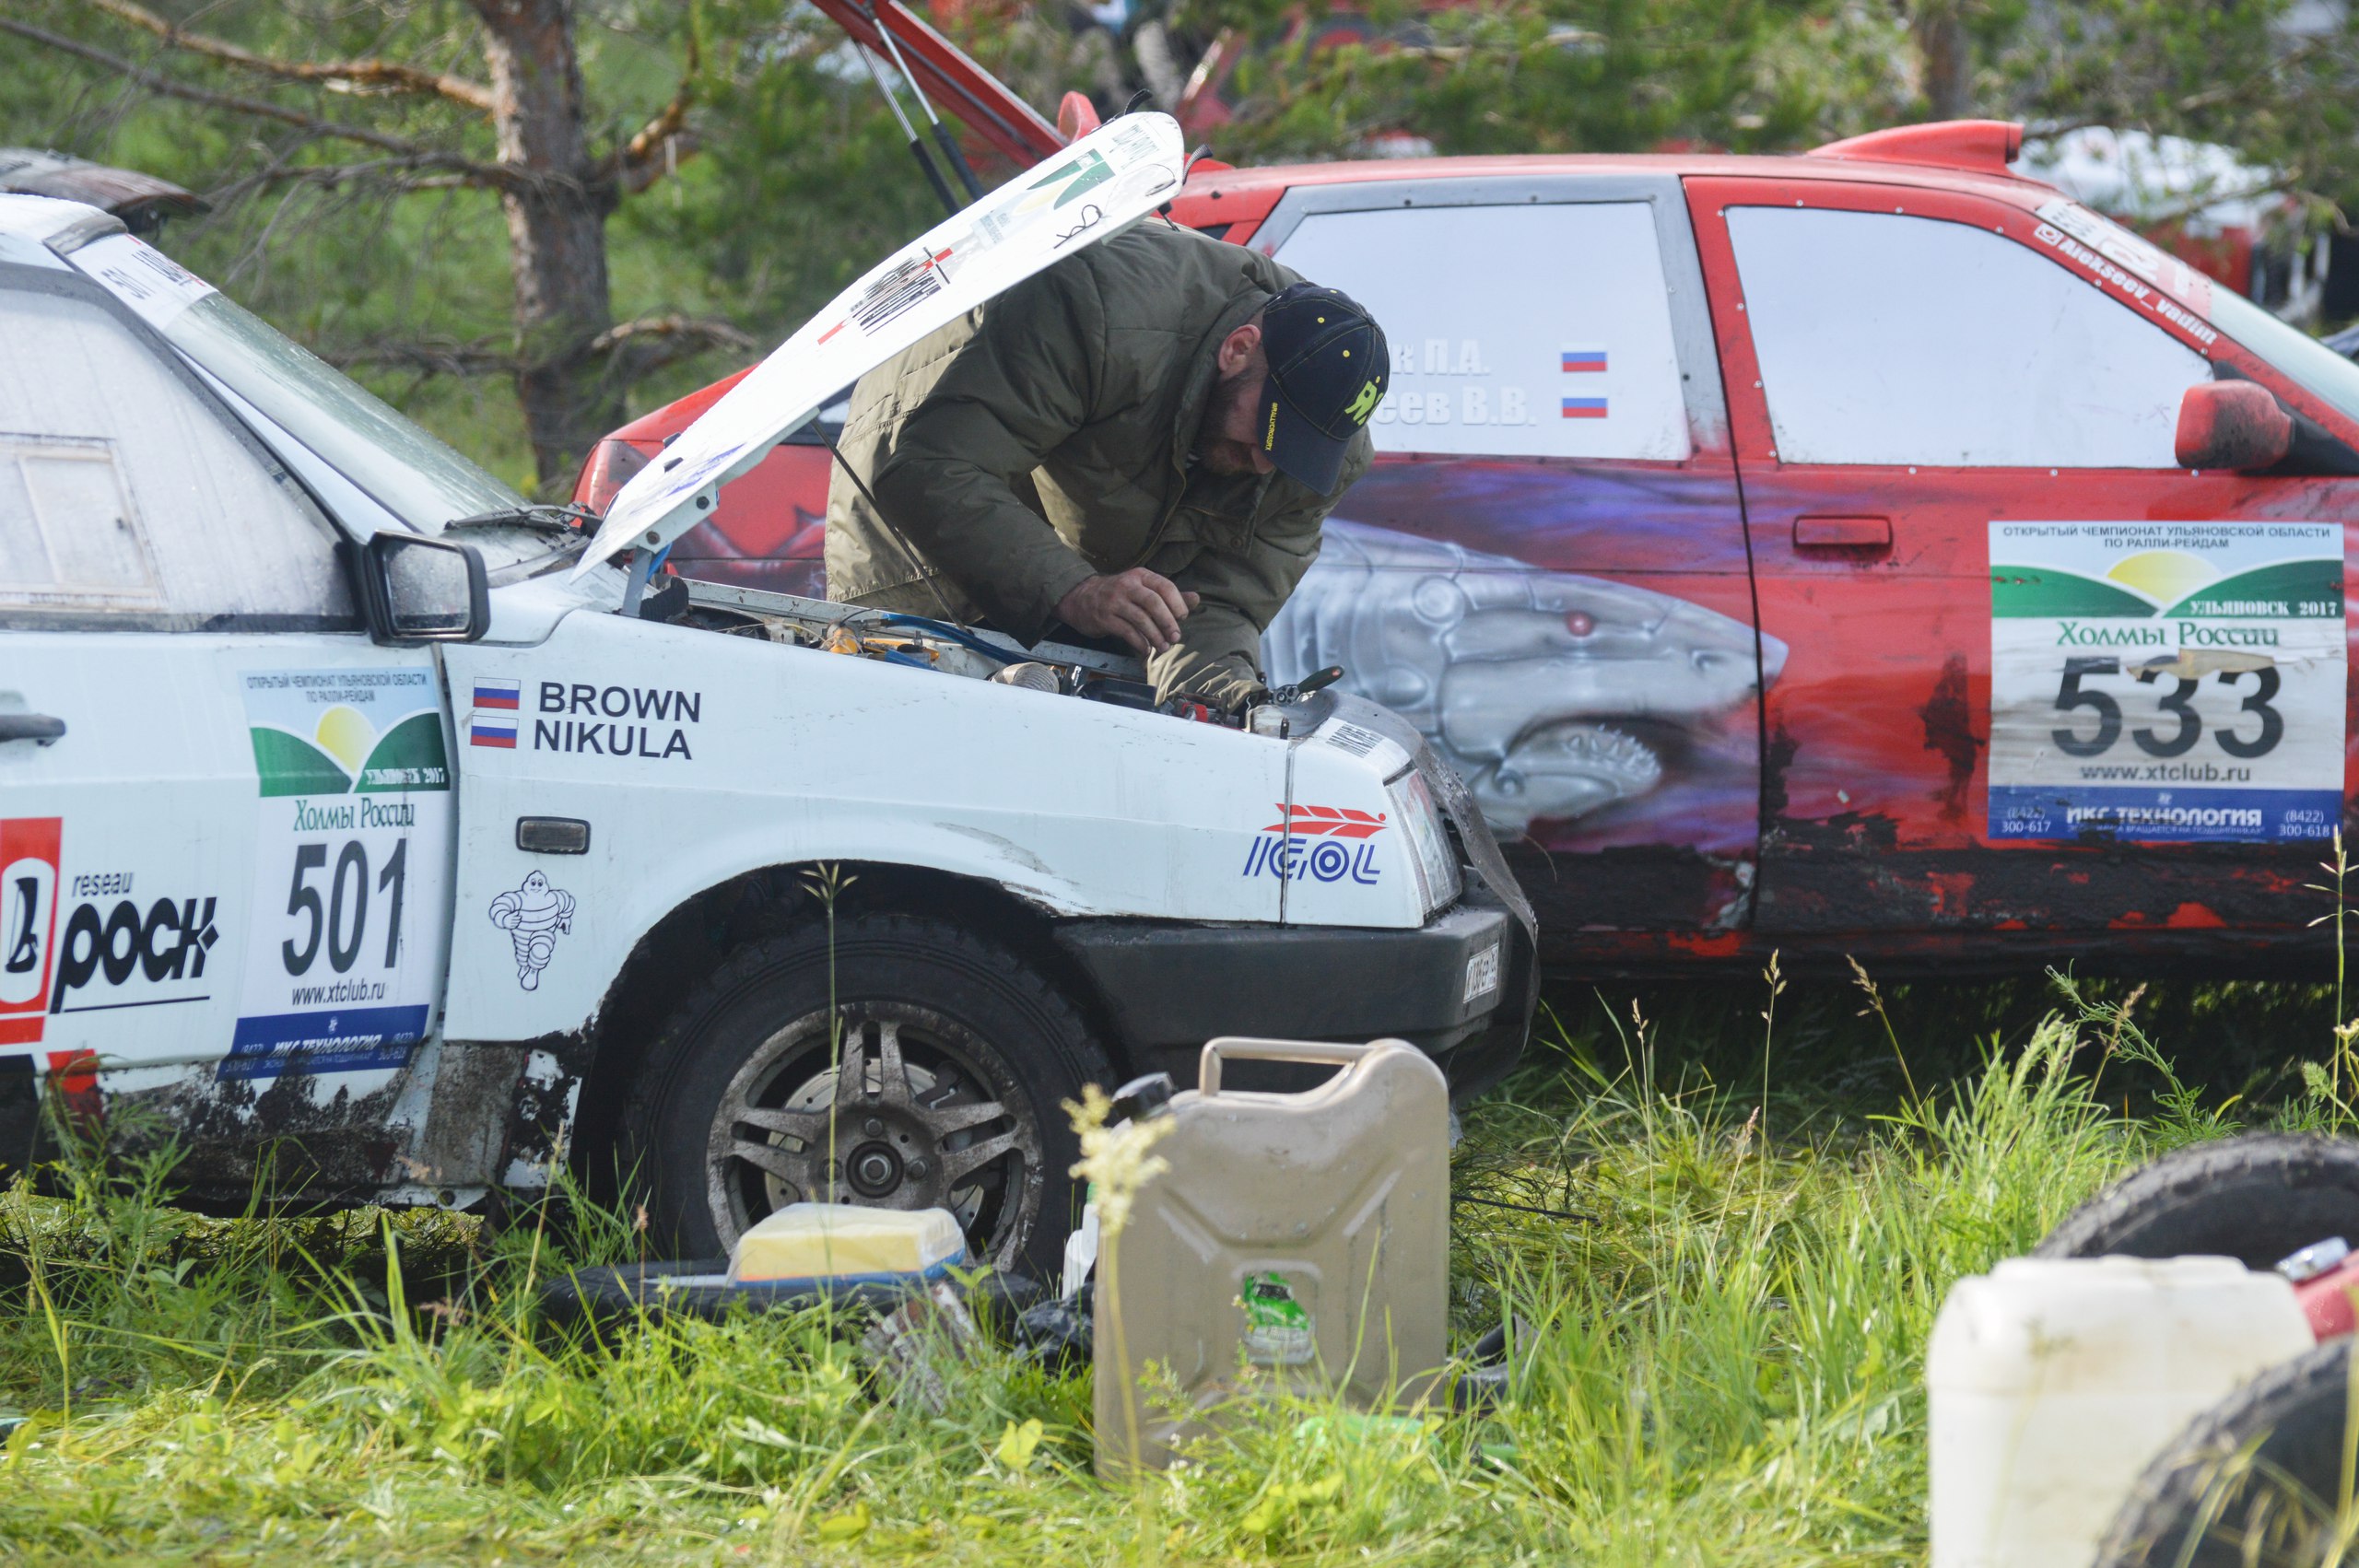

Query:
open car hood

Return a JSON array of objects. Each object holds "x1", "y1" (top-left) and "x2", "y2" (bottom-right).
[{"x1": 578, "y1": 111, "x2": 1185, "y2": 577}]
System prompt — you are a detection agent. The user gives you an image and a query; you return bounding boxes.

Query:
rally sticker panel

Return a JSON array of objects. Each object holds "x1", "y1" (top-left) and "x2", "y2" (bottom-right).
[
  {"x1": 233, "y1": 669, "x2": 452, "y2": 1078},
  {"x1": 1988, "y1": 521, "x2": 2345, "y2": 843}
]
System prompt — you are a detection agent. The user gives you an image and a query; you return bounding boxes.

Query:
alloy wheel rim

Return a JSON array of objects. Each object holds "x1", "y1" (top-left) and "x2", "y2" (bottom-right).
[{"x1": 703, "y1": 1000, "x2": 1043, "y2": 1269}]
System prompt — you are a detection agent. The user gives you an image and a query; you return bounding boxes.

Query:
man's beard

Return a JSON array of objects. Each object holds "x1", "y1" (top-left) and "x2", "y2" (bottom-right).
[{"x1": 1193, "y1": 368, "x2": 1266, "y2": 475}]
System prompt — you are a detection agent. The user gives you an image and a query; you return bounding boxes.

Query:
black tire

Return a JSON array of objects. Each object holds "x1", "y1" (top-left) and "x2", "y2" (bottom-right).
[
  {"x1": 620, "y1": 914, "x2": 1112, "y2": 1280},
  {"x1": 2035, "y1": 1134, "x2": 2359, "y2": 1270},
  {"x1": 2097, "y1": 1338, "x2": 2359, "y2": 1568}
]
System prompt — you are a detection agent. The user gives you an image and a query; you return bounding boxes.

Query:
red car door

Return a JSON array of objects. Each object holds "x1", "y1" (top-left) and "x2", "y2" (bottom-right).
[
  {"x1": 1689, "y1": 173, "x2": 2359, "y2": 959},
  {"x1": 1235, "y1": 171, "x2": 1768, "y2": 964}
]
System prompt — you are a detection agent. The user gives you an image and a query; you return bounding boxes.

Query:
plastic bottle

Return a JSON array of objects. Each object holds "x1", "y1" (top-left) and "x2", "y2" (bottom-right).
[
  {"x1": 1928, "y1": 1255, "x2": 2314, "y2": 1568},
  {"x1": 1094, "y1": 1036, "x2": 1449, "y2": 1476}
]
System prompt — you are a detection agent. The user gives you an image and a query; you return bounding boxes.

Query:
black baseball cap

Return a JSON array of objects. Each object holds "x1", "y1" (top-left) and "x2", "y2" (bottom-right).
[{"x1": 1256, "y1": 282, "x2": 1389, "y2": 494}]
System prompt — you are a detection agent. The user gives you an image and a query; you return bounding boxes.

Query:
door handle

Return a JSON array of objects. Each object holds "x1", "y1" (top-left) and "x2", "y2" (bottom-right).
[
  {"x1": 0, "y1": 713, "x2": 65, "y2": 745},
  {"x1": 1793, "y1": 514, "x2": 1893, "y2": 551}
]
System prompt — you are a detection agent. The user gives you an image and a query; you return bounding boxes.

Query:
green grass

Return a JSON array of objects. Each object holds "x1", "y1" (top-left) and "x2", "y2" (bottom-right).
[{"x1": 0, "y1": 975, "x2": 2341, "y2": 1564}]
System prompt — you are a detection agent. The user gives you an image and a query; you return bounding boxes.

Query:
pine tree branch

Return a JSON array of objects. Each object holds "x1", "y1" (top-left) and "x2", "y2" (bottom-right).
[
  {"x1": 610, "y1": 28, "x2": 699, "y2": 195},
  {"x1": 210, "y1": 154, "x2": 487, "y2": 203},
  {"x1": 83, "y1": 0, "x2": 496, "y2": 111},
  {"x1": 320, "y1": 314, "x2": 750, "y2": 389},
  {"x1": 0, "y1": 15, "x2": 522, "y2": 192},
  {"x1": 588, "y1": 312, "x2": 755, "y2": 359}
]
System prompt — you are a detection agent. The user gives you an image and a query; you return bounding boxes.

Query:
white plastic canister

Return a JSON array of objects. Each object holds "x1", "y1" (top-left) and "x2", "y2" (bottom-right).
[{"x1": 1927, "y1": 1256, "x2": 2314, "y2": 1568}]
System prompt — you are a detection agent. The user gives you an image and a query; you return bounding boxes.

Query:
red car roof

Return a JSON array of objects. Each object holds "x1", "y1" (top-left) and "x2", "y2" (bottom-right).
[
  {"x1": 1193, "y1": 148, "x2": 2047, "y2": 192},
  {"x1": 1176, "y1": 127, "x2": 2058, "y2": 228}
]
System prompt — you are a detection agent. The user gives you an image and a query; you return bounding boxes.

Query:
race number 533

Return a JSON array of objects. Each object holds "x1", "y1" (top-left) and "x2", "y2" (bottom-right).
[
  {"x1": 1988, "y1": 520, "x2": 2345, "y2": 845},
  {"x1": 2048, "y1": 659, "x2": 2283, "y2": 761}
]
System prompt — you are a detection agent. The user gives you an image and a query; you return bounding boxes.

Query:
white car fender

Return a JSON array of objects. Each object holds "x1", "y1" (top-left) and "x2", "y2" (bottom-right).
[{"x1": 439, "y1": 612, "x2": 1422, "y2": 1041}]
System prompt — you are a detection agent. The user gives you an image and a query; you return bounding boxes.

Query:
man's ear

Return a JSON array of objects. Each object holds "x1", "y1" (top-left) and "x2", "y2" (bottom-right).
[{"x1": 1216, "y1": 321, "x2": 1262, "y2": 378}]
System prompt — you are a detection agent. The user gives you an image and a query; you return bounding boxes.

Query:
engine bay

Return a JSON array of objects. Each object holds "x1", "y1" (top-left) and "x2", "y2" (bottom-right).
[
  {"x1": 676, "y1": 578, "x2": 1306, "y2": 731},
  {"x1": 677, "y1": 576, "x2": 1155, "y2": 696}
]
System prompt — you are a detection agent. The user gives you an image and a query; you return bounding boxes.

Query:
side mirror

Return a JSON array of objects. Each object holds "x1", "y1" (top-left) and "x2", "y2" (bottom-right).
[
  {"x1": 345, "y1": 532, "x2": 488, "y2": 645},
  {"x1": 2175, "y1": 380, "x2": 2293, "y2": 471}
]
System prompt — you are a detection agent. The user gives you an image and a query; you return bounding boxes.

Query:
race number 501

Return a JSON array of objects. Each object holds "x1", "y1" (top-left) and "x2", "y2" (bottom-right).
[{"x1": 280, "y1": 837, "x2": 407, "y2": 976}]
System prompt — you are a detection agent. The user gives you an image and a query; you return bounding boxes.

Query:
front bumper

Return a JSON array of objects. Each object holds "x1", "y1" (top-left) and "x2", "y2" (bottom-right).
[
  {"x1": 1057, "y1": 690, "x2": 1541, "y2": 1104},
  {"x1": 1053, "y1": 896, "x2": 1535, "y2": 1102}
]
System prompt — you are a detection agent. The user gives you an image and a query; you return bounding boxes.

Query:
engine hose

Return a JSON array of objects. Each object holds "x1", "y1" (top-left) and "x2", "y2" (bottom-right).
[{"x1": 876, "y1": 613, "x2": 1023, "y2": 664}]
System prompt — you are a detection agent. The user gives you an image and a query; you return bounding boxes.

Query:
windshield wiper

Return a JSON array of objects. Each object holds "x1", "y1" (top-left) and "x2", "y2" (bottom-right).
[{"x1": 443, "y1": 502, "x2": 600, "y2": 535}]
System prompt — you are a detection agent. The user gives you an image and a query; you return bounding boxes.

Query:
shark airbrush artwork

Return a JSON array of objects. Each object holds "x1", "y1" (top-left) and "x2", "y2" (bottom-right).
[{"x1": 1264, "y1": 519, "x2": 1786, "y2": 838}]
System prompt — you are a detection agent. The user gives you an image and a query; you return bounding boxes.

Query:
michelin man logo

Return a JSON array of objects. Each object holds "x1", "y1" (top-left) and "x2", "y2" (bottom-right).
[{"x1": 488, "y1": 871, "x2": 574, "y2": 991}]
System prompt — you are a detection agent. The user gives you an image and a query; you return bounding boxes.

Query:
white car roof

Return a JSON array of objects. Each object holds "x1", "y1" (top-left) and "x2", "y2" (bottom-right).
[
  {"x1": 0, "y1": 192, "x2": 109, "y2": 241},
  {"x1": 0, "y1": 193, "x2": 100, "y2": 271}
]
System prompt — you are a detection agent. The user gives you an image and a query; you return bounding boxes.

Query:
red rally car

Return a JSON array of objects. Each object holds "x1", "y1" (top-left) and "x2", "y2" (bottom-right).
[{"x1": 579, "y1": 116, "x2": 2359, "y2": 977}]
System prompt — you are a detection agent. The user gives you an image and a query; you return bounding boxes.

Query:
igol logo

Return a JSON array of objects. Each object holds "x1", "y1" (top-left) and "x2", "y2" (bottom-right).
[
  {"x1": 50, "y1": 895, "x2": 221, "y2": 1012},
  {"x1": 1241, "y1": 804, "x2": 1387, "y2": 884}
]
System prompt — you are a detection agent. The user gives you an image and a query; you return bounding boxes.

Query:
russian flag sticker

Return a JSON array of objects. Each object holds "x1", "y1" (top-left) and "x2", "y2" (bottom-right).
[
  {"x1": 471, "y1": 713, "x2": 517, "y2": 749},
  {"x1": 1560, "y1": 349, "x2": 1608, "y2": 372},
  {"x1": 1562, "y1": 396, "x2": 1609, "y2": 418},
  {"x1": 473, "y1": 678, "x2": 521, "y2": 710}
]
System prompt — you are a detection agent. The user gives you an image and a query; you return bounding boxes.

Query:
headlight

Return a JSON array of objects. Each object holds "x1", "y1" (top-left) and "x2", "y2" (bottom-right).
[{"x1": 1385, "y1": 766, "x2": 1461, "y2": 915}]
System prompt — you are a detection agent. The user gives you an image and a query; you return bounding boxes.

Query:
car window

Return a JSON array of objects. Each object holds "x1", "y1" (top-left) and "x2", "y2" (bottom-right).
[
  {"x1": 1727, "y1": 206, "x2": 2211, "y2": 467},
  {"x1": 63, "y1": 233, "x2": 526, "y2": 534},
  {"x1": 0, "y1": 274, "x2": 355, "y2": 627},
  {"x1": 1271, "y1": 202, "x2": 1694, "y2": 462}
]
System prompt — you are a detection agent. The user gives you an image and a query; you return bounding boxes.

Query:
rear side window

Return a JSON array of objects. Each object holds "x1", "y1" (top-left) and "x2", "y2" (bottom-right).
[
  {"x1": 0, "y1": 278, "x2": 353, "y2": 627},
  {"x1": 1727, "y1": 206, "x2": 2209, "y2": 467},
  {"x1": 1272, "y1": 202, "x2": 1694, "y2": 462}
]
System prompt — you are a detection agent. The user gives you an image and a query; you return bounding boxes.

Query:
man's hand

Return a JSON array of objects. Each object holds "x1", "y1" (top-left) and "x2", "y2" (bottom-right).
[{"x1": 1055, "y1": 568, "x2": 1202, "y2": 656}]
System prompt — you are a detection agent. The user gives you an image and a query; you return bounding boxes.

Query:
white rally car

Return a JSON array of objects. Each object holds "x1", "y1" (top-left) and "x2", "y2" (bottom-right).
[{"x1": 0, "y1": 146, "x2": 1532, "y2": 1272}]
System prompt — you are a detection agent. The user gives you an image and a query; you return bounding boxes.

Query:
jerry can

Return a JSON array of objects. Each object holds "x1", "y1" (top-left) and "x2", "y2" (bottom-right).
[
  {"x1": 1094, "y1": 1036, "x2": 1449, "y2": 1475},
  {"x1": 1926, "y1": 1255, "x2": 2314, "y2": 1568}
]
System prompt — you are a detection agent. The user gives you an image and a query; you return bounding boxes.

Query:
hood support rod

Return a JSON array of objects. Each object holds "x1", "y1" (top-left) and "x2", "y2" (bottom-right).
[
  {"x1": 860, "y1": 1, "x2": 985, "y2": 202},
  {"x1": 853, "y1": 41, "x2": 959, "y2": 217}
]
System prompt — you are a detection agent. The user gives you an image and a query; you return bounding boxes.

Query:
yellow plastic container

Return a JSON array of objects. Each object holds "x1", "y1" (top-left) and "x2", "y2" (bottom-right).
[{"x1": 728, "y1": 1202, "x2": 965, "y2": 1288}]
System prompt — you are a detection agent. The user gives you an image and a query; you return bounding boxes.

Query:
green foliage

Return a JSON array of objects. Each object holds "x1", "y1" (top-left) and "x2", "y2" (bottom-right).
[
  {"x1": 1999, "y1": 0, "x2": 2359, "y2": 208},
  {"x1": 1190, "y1": 0, "x2": 1911, "y2": 163}
]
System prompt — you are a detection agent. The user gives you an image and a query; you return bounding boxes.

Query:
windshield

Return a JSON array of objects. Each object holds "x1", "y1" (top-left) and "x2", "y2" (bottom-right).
[
  {"x1": 2206, "y1": 287, "x2": 2359, "y2": 427},
  {"x1": 156, "y1": 292, "x2": 528, "y2": 530},
  {"x1": 2043, "y1": 199, "x2": 2359, "y2": 428},
  {"x1": 62, "y1": 233, "x2": 527, "y2": 531}
]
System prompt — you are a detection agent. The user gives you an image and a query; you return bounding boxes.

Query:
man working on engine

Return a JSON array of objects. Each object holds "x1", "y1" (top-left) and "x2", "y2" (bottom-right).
[{"x1": 825, "y1": 216, "x2": 1389, "y2": 712}]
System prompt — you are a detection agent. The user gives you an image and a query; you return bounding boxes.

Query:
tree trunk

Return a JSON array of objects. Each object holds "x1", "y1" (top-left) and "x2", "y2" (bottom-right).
[
  {"x1": 472, "y1": 0, "x2": 619, "y2": 490},
  {"x1": 1913, "y1": 3, "x2": 1973, "y2": 122}
]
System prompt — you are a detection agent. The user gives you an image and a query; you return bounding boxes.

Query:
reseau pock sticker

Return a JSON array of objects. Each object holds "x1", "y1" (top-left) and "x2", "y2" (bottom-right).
[{"x1": 1988, "y1": 521, "x2": 2345, "y2": 843}]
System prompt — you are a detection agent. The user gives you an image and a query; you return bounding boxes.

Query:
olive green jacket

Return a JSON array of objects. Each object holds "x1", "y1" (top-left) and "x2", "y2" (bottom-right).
[{"x1": 824, "y1": 218, "x2": 1371, "y2": 707}]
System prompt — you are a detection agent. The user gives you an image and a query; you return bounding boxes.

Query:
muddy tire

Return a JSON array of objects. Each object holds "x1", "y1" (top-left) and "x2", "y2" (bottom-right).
[
  {"x1": 2035, "y1": 1134, "x2": 2359, "y2": 1270},
  {"x1": 621, "y1": 914, "x2": 1111, "y2": 1280},
  {"x1": 2096, "y1": 1338, "x2": 2359, "y2": 1568}
]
